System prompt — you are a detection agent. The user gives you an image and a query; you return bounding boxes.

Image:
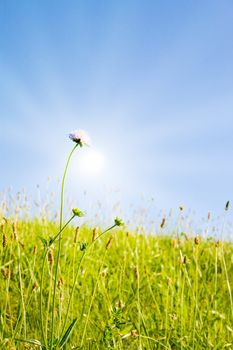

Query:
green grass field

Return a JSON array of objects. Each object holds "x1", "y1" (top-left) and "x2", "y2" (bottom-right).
[{"x1": 0, "y1": 216, "x2": 233, "y2": 349}]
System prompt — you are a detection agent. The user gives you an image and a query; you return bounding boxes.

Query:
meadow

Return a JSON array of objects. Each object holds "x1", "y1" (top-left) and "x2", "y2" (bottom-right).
[
  {"x1": 1, "y1": 131, "x2": 233, "y2": 349},
  {"x1": 0, "y1": 213, "x2": 233, "y2": 349}
]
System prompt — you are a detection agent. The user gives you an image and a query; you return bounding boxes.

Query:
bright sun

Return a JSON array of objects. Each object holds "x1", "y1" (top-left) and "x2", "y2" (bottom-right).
[{"x1": 78, "y1": 148, "x2": 105, "y2": 176}]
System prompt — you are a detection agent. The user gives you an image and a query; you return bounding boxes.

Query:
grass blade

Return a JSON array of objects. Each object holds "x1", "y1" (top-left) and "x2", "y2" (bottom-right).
[{"x1": 59, "y1": 318, "x2": 78, "y2": 348}]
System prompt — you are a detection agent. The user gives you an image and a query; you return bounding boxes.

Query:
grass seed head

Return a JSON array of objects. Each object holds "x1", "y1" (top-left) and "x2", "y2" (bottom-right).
[
  {"x1": 92, "y1": 227, "x2": 98, "y2": 242},
  {"x1": 194, "y1": 235, "x2": 200, "y2": 245},
  {"x1": 106, "y1": 235, "x2": 113, "y2": 250},
  {"x1": 134, "y1": 266, "x2": 139, "y2": 279},
  {"x1": 225, "y1": 201, "x2": 230, "y2": 211},
  {"x1": 167, "y1": 277, "x2": 173, "y2": 287},
  {"x1": 160, "y1": 217, "x2": 166, "y2": 229},
  {"x1": 33, "y1": 244, "x2": 38, "y2": 255},
  {"x1": 74, "y1": 226, "x2": 80, "y2": 243},
  {"x1": 1, "y1": 267, "x2": 11, "y2": 279},
  {"x1": 48, "y1": 249, "x2": 54, "y2": 266},
  {"x1": 58, "y1": 277, "x2": 64, "y2": 289},
  {"x1": 2, "y1": 233, "x2": 7, "y2": 248},
  {"x1": 32, "y1": 282, "x2": 39, "y2": 291},
  {"x1": 172, "y1": 239, "x2": 178, "y2": 248},
  {"x1": 19, "y1": 241, "x2": 25, "y2": 249},
  {"x1": 11, "y1": 221, "x2": 18, "y2": 240}
]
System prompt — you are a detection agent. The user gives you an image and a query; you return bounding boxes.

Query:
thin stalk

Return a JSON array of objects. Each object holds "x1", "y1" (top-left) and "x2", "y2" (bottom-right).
[
  {"x1": 135, "y1": 244, "x2": 142, "y2": 349},
  {"x1": 40, "y1": 215, "x2": 75, "y2": 347},
  {"x1": 214, "y1": 246, "x2": 218, "y2": 310},
  {"x1": 192, "y1": 246, "x2": 199, "y2": 348},
  {"x1": 80, "y1": 250, "x2": 107, "y2": 347},
  {"x1": 220, "y1": 208, "x2": 233, "y2": 317},
  {"x1": 17, "y1": 243, "x2": 27, "y2": 338},
  {"x1": 40, "y1": 249, "x2": 48, "y2": 347},
  {"x1": 60, "y1": 224, "x2": 117, "y2": 340},
  {"x1": 50, "y1": 144, "x2": 78, "y2": 348}
]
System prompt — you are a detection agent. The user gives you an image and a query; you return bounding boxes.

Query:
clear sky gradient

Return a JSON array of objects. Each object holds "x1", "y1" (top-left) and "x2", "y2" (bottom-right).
[{"x1": 0, "y1": 1, "x2": 233, "y2": 226}]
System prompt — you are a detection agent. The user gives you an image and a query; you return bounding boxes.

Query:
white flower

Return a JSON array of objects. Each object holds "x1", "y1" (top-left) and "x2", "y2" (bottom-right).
[{"x1": 69, "y1": 129, "x2": 90, "y2": 146}]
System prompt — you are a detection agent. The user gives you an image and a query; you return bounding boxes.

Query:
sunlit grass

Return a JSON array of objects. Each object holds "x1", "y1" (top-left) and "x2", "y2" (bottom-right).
[{"x1": 0, "y1": 214, "x2": 233, "y2": 349}]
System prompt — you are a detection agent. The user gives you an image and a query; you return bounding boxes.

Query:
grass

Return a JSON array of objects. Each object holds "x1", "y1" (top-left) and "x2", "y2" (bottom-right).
[{"x1": 0, "y1": 216, "x2": 233, "y2": 349}]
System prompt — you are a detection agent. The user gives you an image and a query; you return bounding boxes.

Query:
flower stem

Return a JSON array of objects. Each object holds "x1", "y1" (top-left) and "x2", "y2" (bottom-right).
[
  {"x1": 60, "y1": 223, "x2": 117, "y2": 340},
  {"x1": 50, "y1": 143, "x2": 78, "y2": 349},
  {"x1": 40, "y1": 215, "x2": 75, "y2": 348}
]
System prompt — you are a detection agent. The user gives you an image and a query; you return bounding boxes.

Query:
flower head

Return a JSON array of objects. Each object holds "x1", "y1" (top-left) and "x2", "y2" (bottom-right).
[{"x1": 69, "y1": 129, "x2": 90, "y2": 147}]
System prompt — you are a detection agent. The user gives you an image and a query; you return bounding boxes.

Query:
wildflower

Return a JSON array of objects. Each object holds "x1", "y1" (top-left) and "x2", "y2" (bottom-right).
[
  {"x1": 72, "y1": 208, "x2": 85, "y2": 217},
  {"x1": 69, "y1": 129, "x2": 90, "y2": 147},
  {"x1": 114, "y1": 217, "x2": 124, "y2": 227}
]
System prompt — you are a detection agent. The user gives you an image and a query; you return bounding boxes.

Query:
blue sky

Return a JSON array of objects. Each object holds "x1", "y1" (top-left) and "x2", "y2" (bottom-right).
[{"x1": 0, "y1": 1, "x2": 233, "y2": 227}]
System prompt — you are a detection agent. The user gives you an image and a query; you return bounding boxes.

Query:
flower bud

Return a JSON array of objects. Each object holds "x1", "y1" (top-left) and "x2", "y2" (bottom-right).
[
  {"x1": 72, "y1": 208, "x2": 85, "y2": 217},
  {"x1": 114, "y1": 217, "x2": 124, "y2": 227}
]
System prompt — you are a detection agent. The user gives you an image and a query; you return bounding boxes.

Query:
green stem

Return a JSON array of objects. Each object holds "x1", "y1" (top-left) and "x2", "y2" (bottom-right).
[
  {"x1": 17, "y1": 243, "x2": 27, "y2": 338},
  {"x1": 40, "y1": 249, "x2": 48, "y2": 348},
  {"x1": 60, "y1": 144, "x2": 78, "y2": 230},
  {"x1": 60, "y1": 224, "x2": 117, "y2": 340},
  {"x1": 40, "y1": 216, "x2": 75, "y2": 348},
  {"x1": 80, "y1": 250, "x2": 107, "y2": 346},
  {"x1": 50, "y1": 143, "x2": 78, "y2": 349},
  {"x1": 51, "y1": 215, "x2": 75, "y2": 244}
]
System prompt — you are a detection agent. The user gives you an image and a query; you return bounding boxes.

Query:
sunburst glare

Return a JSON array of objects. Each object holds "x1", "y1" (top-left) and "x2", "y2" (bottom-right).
[{"x1": 77, "y1": 148, "x2": 105, "y2": 177}]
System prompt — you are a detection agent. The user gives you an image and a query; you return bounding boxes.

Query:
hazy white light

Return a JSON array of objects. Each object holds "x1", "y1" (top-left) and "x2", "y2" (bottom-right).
[{"x1": 78, "y1": 149, "x2": 105, "y2": 176}]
